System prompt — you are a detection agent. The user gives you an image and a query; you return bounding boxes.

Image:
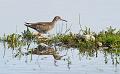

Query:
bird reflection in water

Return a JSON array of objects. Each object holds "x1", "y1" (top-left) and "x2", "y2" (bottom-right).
[{"x1": 28, "y1": 43, "x2": 64, "y2": 60}]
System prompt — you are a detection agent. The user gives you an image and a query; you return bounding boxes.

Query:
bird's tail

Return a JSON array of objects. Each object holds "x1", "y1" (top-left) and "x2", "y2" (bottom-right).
[
  {"x1": 24, "y1": 22, "x2": 36, "y2": 30},
  {"x1": 24, "y1": 22, "x2": 31, "y2": 27}
]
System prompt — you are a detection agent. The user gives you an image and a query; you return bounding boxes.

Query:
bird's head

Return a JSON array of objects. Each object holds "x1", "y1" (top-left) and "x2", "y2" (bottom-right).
[{"x1": 54, "y1": 16, "x2": 67, "y2": 22}]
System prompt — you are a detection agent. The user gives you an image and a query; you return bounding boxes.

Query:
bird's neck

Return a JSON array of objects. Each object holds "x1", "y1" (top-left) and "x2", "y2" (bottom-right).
[{"x1": 52, "y1": 18, "x2": 58, "y2": 25}]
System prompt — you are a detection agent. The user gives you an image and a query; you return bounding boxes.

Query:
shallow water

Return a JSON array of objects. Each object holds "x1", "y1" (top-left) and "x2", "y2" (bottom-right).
[
  {"x1": 0, "y1": 42, "x2": 120, "y2": 74},
  {"x1": 0, "y1": 0, "x2": 120, "y2": 74}
]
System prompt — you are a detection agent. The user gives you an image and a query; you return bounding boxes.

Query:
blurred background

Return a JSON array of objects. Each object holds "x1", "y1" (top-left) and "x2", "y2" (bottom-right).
[{"x1": 0, "y1": 0, "x2": 120, "y2": 35}]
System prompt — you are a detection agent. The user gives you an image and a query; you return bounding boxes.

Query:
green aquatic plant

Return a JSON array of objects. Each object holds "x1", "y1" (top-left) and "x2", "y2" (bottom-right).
[
  {"x1": 1, "y1": 25, "x2": 120, "y2": 66},
  {"x1": 106, "y1": 26, "x2": 116, "y2": 35},
  {"x1": 102, "y1": 48, "x2": 120, "y2": 65},
  {"x1": 22, "y1": 27, "x2": 35, "y2": 42},
  {"x1": 0, "y1": 33, "x2": 26, "y2": 49},
  {"x1": 14, "y1": 47, "x2": 24, "y2": 59},
  {"x1": 83, "y1": 26, "x2": 91, "y2": 35},
  {"x1": 6, "y1": 33, "x2": 25, "y2": 49},
  {"x1": 48, "y1": 33, "x2": 79, "y2": 47},
  {"x1": 48, "y1": 32, "x2": 96, "y2": 48},
  {"x1": 78, "y1": 48, "x2": 96, "y2": 58},
  {"x1": 82, "y1": 26, "x2": 95, "y2": 35},
  {"x1": 6, "y1": 33, "x2": 21, "y2": 42},
  {"x1": 1, "y1": 26, "x2": 120, "y2": 50},
  {"x1": 97, "y1": 26, "x2": 120, "y2": 48}
]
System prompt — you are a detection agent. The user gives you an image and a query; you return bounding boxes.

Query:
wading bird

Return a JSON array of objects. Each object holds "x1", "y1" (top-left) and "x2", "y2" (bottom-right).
[{"x1": 24, "y1": 16, "x2": 67, "y2": 34}]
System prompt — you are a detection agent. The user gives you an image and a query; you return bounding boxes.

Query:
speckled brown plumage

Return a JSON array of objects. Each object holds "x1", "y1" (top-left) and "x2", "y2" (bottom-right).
[{"x1": 25, "y1": 16, "x2": 67, "y2": 33}]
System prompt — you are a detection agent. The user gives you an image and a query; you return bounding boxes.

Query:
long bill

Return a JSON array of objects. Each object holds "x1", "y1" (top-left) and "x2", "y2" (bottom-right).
[{"x1": 60, "y1": 19, "x2": 67, "y2": 22}]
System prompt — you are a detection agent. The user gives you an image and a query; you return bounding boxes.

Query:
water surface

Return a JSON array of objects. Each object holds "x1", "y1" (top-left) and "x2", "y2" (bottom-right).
[
  {"x1": 0, "y1": 42, "x2": 120, "y2": 74},
  {"x1": 0, "y1": 0, "x2": 120, "y2": 74}
]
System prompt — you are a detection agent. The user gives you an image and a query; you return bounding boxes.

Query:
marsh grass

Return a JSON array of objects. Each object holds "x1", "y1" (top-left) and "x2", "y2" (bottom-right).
[
  {"x1": 22, "y1": 27, "x2": 36, "y2": 42},
  {"x1": 1, "y1": 33, "x2": 24, "y2": 49},
  {"x1": 97, "y1": 26, "x2": 120, "y2": 48},
  {"x1": 1, "y1": 26, "x2": 120, "y2": 52},
  {"x1": 0, "y1": 26, "x2": 120, "y2": 65},
  {"x1": 1, "y1": 26, "x2": 120, "y2": 50}
]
